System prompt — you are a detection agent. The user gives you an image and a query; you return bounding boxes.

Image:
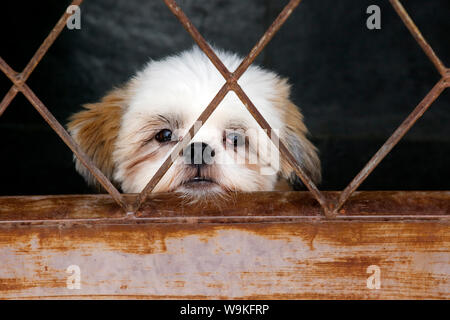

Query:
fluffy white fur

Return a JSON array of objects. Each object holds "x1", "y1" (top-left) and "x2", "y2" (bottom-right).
[{"x1": 68, "y1": 46, "x2": 321, "y2": 198}]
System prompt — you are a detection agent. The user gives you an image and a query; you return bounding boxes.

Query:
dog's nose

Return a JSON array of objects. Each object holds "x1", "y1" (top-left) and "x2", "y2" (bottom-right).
[{"x1": 184, "y1": 142, "x2": 215, "y2": 166}]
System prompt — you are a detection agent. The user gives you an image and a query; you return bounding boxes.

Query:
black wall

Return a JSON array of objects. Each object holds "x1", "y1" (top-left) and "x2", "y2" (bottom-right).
[{"x1": 0, "y1": 0, "x2": 449, "y2": 195}]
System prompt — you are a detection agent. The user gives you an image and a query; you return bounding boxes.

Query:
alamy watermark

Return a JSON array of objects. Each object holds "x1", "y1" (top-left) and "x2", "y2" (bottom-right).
[
  {"x1": 66, "y1": 5, "x2": 81, "y2": 30},
  {"x1": 366, "y1": 265, "x2": 381, "y2": 289},
  {"x1": 366, "y1": 5, "x2": 381, "y2": 30},
  {"x1": 66, "y1": 264, "x2": 81, "y2": 289}
]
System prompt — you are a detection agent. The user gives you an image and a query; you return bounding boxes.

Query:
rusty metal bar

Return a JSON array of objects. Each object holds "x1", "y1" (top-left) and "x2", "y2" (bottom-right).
[
  {"x1": 0, "y1": 60, "x2": 127, "y2": 212},
  {"x1": 333, "y1": 79, "x2": 446, "y2": 214},
  {"x1": 0, "y1": 58, "x2": 19, "y2": 84},
  {"x1": 0, "y1": 86, "x2": 19, "y2": 117},
  {"x1": 331, "y1": 2, "x2": 450, "y2": 214},
  {"x1": 231, "y1": 82, "x2": 330, "y2": 215},
  {"x1": 134, "y1": 83, "x2": 231, "y2": 210},
  {"x1": 0, "y1": 0, "x2": 84, "y2": 117},
  {"x1": 0, "y1": 1, "x2": 448, "y2": 301},
  {"x1": 163, "y1": 0, "x2": 302, "y2": 81},
  {"x1": 137, "y1": 0, "x2": 331, "y2": 215},
  {"x1": 233, "y1": 0, "x2": 302, "y2": 80},
  {"x1": 162, "y1": 0, "x2": 232, "y2": 80},
  {"x1": 216, "y1": 0, "x2": 330, "y2": 214},
  {"x1": 17, "y1": 81, "x2": 127, "y2": 211},
  {"x1": 390, "y1": 0, "x2": 447, "y2": 77},
  {"x1": 19, "y1": 0, "x2": 84, "y2": 81},
  {"x1": 0, "y1": 1, "x2": 129, "y2": 211},
  {"x1": 0, "y1": 0, "x2": 448, "y2": 221},
  {"x1": 1, "y1": 192, "x2": 449, "y2": 226}
]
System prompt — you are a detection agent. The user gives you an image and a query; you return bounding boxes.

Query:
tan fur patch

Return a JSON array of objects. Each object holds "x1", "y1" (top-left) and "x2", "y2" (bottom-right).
[
  {"x1": 67, "y1": 84, "x2": 133, "y2": 188},
  {"x1": 271, "y1": 78, "x2": 322, "y2": 186}
]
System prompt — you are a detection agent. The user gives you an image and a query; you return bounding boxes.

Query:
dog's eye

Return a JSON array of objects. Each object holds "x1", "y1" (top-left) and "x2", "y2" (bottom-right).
[
  {"x1": 225, "y1": 132, "x2": 245, "y2": 147},
  {"x1": 155, "y1": 129, "x2": 172, "y2": 143}
]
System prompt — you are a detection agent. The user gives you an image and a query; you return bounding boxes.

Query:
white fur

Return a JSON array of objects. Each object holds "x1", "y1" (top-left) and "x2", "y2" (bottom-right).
[{"x1": 109, "y1": 47, "x2": 298, "y2": 195}]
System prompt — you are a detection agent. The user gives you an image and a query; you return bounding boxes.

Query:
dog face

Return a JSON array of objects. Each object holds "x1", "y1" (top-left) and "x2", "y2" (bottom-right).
[{"x1": 68, "y1": 47, "x2": 321, "y2": 197}]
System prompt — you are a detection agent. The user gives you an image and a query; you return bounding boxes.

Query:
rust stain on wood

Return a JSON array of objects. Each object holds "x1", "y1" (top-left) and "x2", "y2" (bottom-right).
[
  {"x1": 0, "y1": 191, "x2": 449, "y2": 224},
  {"x1": 0, "y1": 221, "x2": 448, "y2": 299},
  {"x1": 0, "y1": 192, "x2": 448, "y2": 299}
]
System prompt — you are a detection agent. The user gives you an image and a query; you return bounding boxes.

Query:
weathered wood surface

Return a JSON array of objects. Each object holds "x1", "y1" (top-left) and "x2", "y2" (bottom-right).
[
  {"x1": 1, "y1": 191, "x2": 449, "y2": 222},
  {"x1": 0, "y1": 191, "x2": 449, "y2": 299}
]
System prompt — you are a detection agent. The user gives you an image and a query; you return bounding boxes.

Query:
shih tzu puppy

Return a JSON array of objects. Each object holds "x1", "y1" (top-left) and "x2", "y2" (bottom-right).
[{"x1": 67, "y1": 46, "x2": 321, "y2": 198}]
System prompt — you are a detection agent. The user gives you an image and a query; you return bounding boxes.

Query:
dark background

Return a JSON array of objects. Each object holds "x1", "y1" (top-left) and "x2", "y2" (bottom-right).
[{"x1": 0, "y1": 0, "x2": 449, "y2": 195}]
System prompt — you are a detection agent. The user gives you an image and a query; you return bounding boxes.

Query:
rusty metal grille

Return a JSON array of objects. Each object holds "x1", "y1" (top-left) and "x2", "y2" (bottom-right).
[{"x1": 0, "y1": 0, "x2": 449, "y2": 220}]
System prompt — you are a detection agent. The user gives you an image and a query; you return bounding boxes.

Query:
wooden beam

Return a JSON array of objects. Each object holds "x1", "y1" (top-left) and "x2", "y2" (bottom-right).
[
  {"x1": 0, "y1": 191, "x2": 449, "y2": 299},
  {"x1": 0, "y1": 191, "x2": 449, "y2": 223}
]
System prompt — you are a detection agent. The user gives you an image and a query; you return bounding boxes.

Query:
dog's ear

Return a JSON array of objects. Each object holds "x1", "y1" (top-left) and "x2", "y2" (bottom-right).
[
  {"x1": 272, "y1": 79, "x2": 322, "y2": 189},
  {"x1": 67, "y1": 85, "x2": 130, "y2": 188}
]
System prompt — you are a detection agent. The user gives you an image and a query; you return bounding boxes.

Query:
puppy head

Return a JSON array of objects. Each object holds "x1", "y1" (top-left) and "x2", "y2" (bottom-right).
[{"x1": 68, "y1": 47, "x2": 321, "y2": 197}]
